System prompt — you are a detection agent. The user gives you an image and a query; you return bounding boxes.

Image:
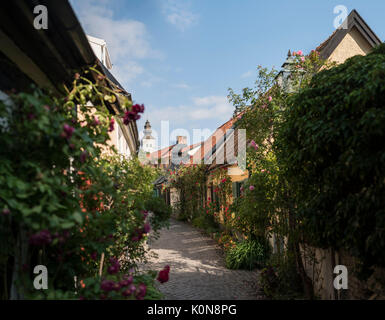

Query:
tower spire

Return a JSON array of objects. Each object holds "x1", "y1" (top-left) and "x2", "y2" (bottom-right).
[{"x1": 141, "y1": 120, "x2": 156, "y2": 153}]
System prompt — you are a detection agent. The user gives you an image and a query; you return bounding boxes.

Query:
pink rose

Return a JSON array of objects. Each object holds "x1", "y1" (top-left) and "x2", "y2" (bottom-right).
[
  {"x1": 249, "y1": 140, "x2": 259, "y2": 151},
  {"x1": 80, "y1": 150, "x2": 88, "y2": 163},
  {"x1": 92, "y1": 116, "x2": 100, "y2": 126},
  {"x1": 122, "y1": 284, "x2": 136, "y2": 297},
  {"x1": 143, "y1": 222, "x2": 151, "y2": 234},
  {"x1": 109, "y1": 118, "x2": 115, "y2": 132},
  {"x1": 100, "y1": 279, "x2": 115, "y2": 292},
  {"x1": 120, "y1": 276, "x2": 133, "y2": 287},
  {"x1": 61, "y1": 124, "x2": 75, "y2": 140},
  {"x1": 249, "y1": 185, "x2": 255, "y2": 191},
  {"x1": 135, "y1": 283, "x2": 147, "y2": 300}
]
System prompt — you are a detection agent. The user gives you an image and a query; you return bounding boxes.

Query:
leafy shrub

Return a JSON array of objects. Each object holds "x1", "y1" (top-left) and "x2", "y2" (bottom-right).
[
  {"x1": 145, "y1": 196, "x2": 172, "y2": 234},
  {"x1": 229, "y1": 172, "x2": 276, "y2": 240},
  {"x1": 225, "y1": 240, "x2": 266, "y2": 270},
  {"x1": 192, "y1": 209, "x2": 220, "y2": 235},
  {"x1": 175, "y1": 202, "x2": 189, "y2": 222},
  {"x1": 217, "y1": 232, "x2": 236, "y2": 251},
  {"x1": 0, "y1": 72, "x2": 166, "y2": 299},
  {"x1": 259, "y1": 253, "x2": 303, "y2": 300},
  {"x1": 76, "y1": 270, "x2": 164, "y2": 300},
  {"x1": 277, "y1": 43, "x2": 385, "y2": 270},
  {"x1": 169, "y1": 165, "x2": 207, "y2": 222}
]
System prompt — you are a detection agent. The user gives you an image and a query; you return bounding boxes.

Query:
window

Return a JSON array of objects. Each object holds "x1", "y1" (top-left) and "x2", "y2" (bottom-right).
[
  {"x1": 232, "y1": 179, "x2": 247, "y2": 198},
  {"x1": 232, "y1": 182, "x2": 242, "y2": 198}
]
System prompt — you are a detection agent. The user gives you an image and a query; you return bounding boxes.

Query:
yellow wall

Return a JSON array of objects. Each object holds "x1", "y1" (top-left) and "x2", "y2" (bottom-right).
[
  {"x1": 207, "y1": 165, "x2": 248, "y2": 184},
  {"x1": 78, "y1": 106, "x2": 125, "y2": 158},
  {"x1": 227, "y1": 165, "x2": 249, "y2": 182},
  {"x1": 328, "y1": 27, "x2": 373, "y2": 64},
  {"x1": 206, "y1": 164, "x2": 248, "y2": 224}
]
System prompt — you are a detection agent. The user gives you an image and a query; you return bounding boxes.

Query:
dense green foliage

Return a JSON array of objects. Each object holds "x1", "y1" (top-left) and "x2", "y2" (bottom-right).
[
  {"x1": 225, "y1": 239, "x2": 266, "y2": 270},
  {"x1": 169, "y1": 165, "x2": 207, "y2": 222},
  {"x1": 0, "y1": 71, "x2": 169, "y2": 299},
  {"x1": 229, "y1": 166, "x2": 278, "y2": 242},
  {"x1": 145, "y1": 196, "x2": 172, "y2": 235},
  {"x1": 227, "y1": 51, "x2": 333, "y2": 298},
  {"x1": 191, "y1": 210, "x2": 219, "y2": 234},
  {"x1": 277, "y1": 44, "x2": 385, "y2": 269},
  {"x1": 259, "y1": 253, "x2": 303, "y2": 299}
]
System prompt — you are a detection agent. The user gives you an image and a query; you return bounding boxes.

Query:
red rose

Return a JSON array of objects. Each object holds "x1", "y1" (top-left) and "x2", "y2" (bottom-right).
[
  {"x1": 157, "y1": 265, "x2": 170, "y2": 283},
  {"x1": 132, "y1": 103, "x2": 145, "y2": 113}
]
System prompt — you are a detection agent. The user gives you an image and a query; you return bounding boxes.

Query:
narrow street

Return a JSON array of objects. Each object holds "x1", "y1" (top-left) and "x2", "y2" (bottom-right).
[{"x1": 145, "y1": 219, "x2": 263, "y2": 300}]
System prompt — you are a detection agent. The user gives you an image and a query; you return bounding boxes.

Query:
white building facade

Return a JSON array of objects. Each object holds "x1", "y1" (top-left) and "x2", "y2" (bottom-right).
[
  {"x1": 141, "y1": 120, "x2": 156, "y2": 154},
  {"x1": 87, "y1": 35, "x2": 137, "y2": 158}
]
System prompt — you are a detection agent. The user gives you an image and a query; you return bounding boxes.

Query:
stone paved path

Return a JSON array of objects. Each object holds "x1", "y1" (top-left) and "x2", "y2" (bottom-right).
[{"x1": 144, "y1": 219, "x2": 263, "y2": 300}]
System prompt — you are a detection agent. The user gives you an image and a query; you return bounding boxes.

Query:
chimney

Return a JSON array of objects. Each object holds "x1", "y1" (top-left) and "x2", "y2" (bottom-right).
[{"x1": 176, "y1": 136, "x2": 187, "y2": 145}]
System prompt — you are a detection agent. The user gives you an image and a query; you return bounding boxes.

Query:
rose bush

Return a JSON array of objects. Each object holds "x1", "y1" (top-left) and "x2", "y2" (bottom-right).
[
  {"x1": 169, "y1": 164, "x2": 207, "y2": 222},
  {"x1": 0, "y1": 69, "x2": 169, "y2": 299},
  {"x1": 227, "y1": 50, "x2": 331, "y2": 297}
]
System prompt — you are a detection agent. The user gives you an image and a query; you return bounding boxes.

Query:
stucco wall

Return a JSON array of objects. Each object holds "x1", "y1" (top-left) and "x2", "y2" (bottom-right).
[
  {"x1": 104, "y1": 117, "x2": 132, "y2": 158},
  {"x1": 327, "y1": 26, "x2": 373, "y2": 64},
  {"x1": 170, "y1": 187, "x2": 180, "y2": 217},
  {"x1": 227, "y1": 165, "x2": 249, "y2": 182},
  {"x1": 300, "y1": 245, "x2": 336, "y2": 299},
  {"x1": 78, "y1": 104, "x2": 132, "y2": 158}
]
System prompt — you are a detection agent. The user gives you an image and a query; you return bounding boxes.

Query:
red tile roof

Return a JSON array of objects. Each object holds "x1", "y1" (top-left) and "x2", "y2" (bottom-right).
[
  {"x1": 190, "y1": 117, "x2": 235, "y2": 165},
  {"x1": 147, "y1": 117, "x2": 237, "y2": 167}
]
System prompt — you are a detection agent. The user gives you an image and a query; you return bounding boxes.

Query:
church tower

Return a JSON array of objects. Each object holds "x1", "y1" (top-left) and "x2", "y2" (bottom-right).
[{"x1": 141, "y1": 120, "x2": 156, "y2": 153}]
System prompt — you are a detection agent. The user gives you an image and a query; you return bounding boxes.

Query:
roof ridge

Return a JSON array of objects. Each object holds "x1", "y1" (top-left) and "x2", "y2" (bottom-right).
[{"x1": 315, "y1": 9, "x2": 382, "y2": 59}]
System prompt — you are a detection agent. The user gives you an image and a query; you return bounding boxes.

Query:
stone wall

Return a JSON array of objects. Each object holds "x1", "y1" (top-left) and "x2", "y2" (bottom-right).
[{"x1": 300, "y1": 244, "x2": 385, "y2": 299}]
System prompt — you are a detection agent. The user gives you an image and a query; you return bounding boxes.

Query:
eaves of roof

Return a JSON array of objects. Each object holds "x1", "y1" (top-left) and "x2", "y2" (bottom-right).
[{"x1": 0, "y1": 0, "x2": 139, "y2": 152}]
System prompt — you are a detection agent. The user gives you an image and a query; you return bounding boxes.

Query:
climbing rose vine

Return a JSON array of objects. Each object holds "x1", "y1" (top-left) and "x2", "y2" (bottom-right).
[{"x1": 0, "y1": 68, "x2": 168, "y2": 300}]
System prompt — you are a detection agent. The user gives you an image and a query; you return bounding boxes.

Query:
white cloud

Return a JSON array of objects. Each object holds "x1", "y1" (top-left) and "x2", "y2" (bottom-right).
[
  {"x1": 113, "y1": 62, "x2": 144, "y2": 84},
  {"x1": 71, "y1": 0, "x2": 162, "y2": 83},
  {"x1": 172, "y1": 82, "x2": 191, "y2": 89},
  {"x1": 162, "y1": 0, "x2": 199, "y2": 31},
  {"x1": 241, "y1": 70, "x2": 253, "y2": 78},
  {"x1": 140, "y1": 75, "x2": 164, "y2": 88},
  {"x1": 150, "y1": 96, "x2": 233, "y2": 124}
]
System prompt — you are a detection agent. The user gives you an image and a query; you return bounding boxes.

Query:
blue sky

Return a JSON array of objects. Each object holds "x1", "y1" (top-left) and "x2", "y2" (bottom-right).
[{"x1": 70, "y1": 0, "x2": 385, "y2": 148}]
